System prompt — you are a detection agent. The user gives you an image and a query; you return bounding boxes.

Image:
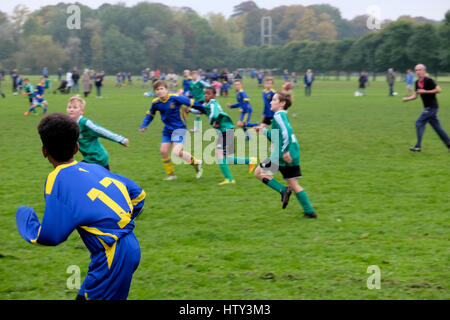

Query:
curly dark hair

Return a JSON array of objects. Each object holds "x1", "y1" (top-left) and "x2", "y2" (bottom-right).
[{"x1": 37, "y1": 113, "x2": 79, "y2": 162}]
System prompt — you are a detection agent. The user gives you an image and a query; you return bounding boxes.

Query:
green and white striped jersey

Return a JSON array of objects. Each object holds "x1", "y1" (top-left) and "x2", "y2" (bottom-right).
[
  {"x1": 263, "y1": 110, "x2": 300, "y2": 166},
  {"x1": 78, "y1": 116, "x2": 128, "y2": 167}
]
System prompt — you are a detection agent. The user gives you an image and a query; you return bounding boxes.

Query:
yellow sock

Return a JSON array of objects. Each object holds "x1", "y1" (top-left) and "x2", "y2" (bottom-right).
[{"x1": 162, "y1": 157, "x2": 175, "y2": 175}]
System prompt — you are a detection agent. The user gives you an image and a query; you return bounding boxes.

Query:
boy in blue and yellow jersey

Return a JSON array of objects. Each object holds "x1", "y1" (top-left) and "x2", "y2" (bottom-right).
[
  {"x1": 24, "y1": 77, "x2": 48, "y2": 115},
  {"x1": 261, "y1": 76, "x2": 276, "y2": 128},
  {"x1": 188, "y1": 87, "x2": 257, "y2": 185},
  {"x1": 139, "y1": 80, "x2": 204, "y2": 180},
  {"x1": 226, "y1": 79, "x2": 258, "y2": 140},
  {"x1": 253, "y1": 91, "x2": 317, "y2": 219},
  {"x1": 16, "y1": 113, "x2": 146, "y2": 299}
]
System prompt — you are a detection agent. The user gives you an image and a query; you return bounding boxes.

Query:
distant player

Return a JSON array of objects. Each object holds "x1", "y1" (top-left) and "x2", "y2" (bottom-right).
[
  {"x1": 227, "y1": 79, "x2": 258, "y2": 140},
  {"x1": 188, "y1": 87, "x2": 257, "y2": 185},
  {"x1": 291, "y1": 72, "x2": 298, "y2": 88},
  {"x1": 24, "y1": 77, "x2": 48, "y2": 115},
  {"x1": 116, "y1": 73, "x2": 122, "y2": 87},
  {"x1": 189, "y1": 70, "x2": 209, "y2": 133},
  {"x1": 16, "y1": 74, "x2": 24, "y2": 94},
  {"x1": 283, "y1": 69, "x2": 289, "y2": 83},
  {"x1": 139, "y1": 80, "x2": 203, "y2": 180},
  {"x1": 21, "y1": 78, "x2": 34, "y2": 107},
  {"x1": 261, "y1": 76, "x2": 276, "y2": 128},
  {"x1": 253, "y1": 91, "x2": 317, "y2": 218},
  {"x1": 182, "y1": 70, "x2": 192, "y2": 96},
  {"x1": 16, "y1": 113, "x2": 145, "y2": 300},
  {"x1": 66, "y1": 95, "x2": 129, "y2": 170},
  {"x1": 220, "y1": 79, "x2": 229, "y2": 97}
]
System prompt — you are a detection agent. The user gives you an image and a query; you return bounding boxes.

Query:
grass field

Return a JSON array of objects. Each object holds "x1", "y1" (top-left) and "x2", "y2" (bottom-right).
[{"x1": 0, "y1": 75, "x2": 448, "y2": 300}]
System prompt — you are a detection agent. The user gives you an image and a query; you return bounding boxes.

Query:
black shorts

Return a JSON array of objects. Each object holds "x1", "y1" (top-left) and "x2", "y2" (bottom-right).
[
  {"x1": 259, "y1": 158, "x2": 302, "y2": 180},
  {"x1": 217, "y1": 129, "x2": 235, "y2": 157},
  {"x1": 262, "y1": 116, "x2": 273, "y2": 125}
]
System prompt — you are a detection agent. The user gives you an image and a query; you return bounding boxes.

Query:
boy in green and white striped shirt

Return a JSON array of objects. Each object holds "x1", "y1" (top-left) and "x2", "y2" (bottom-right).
[
  {"x1": 66, "y1": 95, "x2": 129, "y2": 170},
  {"x1": 254, "y1": 91, "x2": 316, "y2": 218},
  {"x1": 188, "y1": 87, "x2": 257, "y2": 185}
]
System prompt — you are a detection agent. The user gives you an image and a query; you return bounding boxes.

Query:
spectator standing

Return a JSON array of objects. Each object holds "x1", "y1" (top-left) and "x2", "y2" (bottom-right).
[{"x1": 387, "y1": 68, "x2": 396, "y2": 96}]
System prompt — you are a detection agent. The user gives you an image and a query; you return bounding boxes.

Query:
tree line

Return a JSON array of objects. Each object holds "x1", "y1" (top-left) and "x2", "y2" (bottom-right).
[{"x1": 0, "y1": 2, "x2": 448, "y2": 75}]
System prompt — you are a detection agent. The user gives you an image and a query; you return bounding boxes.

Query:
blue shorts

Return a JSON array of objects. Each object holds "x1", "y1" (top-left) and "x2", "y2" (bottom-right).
[
  {"x1": 79, "y1": 232, "x2": 140, "y2": 300},
  {"x1": 239, "y1": 109, "x2": 252, "y2": 124},
  {"x1": 161, "y1": 128, "x2": 187, "y2": 144},
  {"x1": 32, "y1": 97, "x2": 46, "y2": 104}
]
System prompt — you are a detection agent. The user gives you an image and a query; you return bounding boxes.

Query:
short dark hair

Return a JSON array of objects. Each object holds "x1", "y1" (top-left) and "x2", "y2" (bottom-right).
[
  {"x1": 205, "y1": 86, "x2": 216, "y2": 95},
  {"x1": 37, "y1": 113, "x2": 79, "y2": 162}
]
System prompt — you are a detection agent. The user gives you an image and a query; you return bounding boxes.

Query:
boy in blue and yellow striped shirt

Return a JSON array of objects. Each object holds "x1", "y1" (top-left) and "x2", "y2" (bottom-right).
[{"x1": 16, "y1": 113, "x2": 146, "y2": 299}]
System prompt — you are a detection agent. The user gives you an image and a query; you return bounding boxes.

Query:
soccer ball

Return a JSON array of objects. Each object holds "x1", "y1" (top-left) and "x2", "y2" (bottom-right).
[
  {"x1": 354, "y1": 91, "x2": 362, "y2": 97},
  {"x1": 393, "y1": 92, "x2": 398, "y2": 96}
]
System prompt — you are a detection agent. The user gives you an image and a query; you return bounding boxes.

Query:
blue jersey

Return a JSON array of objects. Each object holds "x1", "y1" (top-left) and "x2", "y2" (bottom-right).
[
  {"x1": 16, "y1": 161, "x2": 146, "y2": 249},
  {"x1": 33, "y1": 84, "x2": 45, "y2": 99},
  {"x1": 16, "y1": 161, "x2": 146, "y2": 299},
  {"x1": 140, "y1": 94, "x2": 201, "y2": 132},
  {"x1": 183, "y1": 77, "x2": 192, "y2": 95},
  {"x1": 262, "y1": 88, "x2": 276, "y2": 118},
  {"x1": 230, "y1": 89, "x2": 252, "y2": 113}
]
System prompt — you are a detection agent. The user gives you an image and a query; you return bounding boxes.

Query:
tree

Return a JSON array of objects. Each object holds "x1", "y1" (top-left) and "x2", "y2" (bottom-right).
[
  {"x1": 22, "y1": 16, "x2": 41, "y2": 37},
  {"x1": 90, "y1": 31, "x2": 103, "y2": 70},
  {"x1": 289, "y1": 8, "x2": 337, "y2": 41},
  {"x1": 407, "y1": 24, "x2": 440, "y2": 73},
  {"x1": 102, "y1": 26, "x2": 146, "y2": 73},
  {"x1": 374, "y1": 20, "x2": 415, "y2": 72},
  {"x1": 438, "y1": 10, "x2": 450, "y2": 72},
  {"x1": 14, "y1": 35, "x2": 68, "y2": 73},
  {"x1": 65, "y1": 37, "x2": 82, "y2": 69},
  {"x1": 232, "y1": 1, "x2": 259, "y2": 18},
  {"x1": 207, "y1": 13, "x2": 244, "y2": 48}
]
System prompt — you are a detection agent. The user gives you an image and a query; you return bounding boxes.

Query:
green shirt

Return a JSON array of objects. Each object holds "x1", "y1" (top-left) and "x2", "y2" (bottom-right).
[
  {"x1": 189, "y1": 79, "x2": 208, "y2": 102},
  {"x1": 24, "y1": 83, "x2": 34, "y2": 96},
  {"x1": 263, "y1": 110, "x2": 300, "y2": 167},
  {"x1": 201, "y1": 99, "x2": 234, "y2": 133},
  {"x1": 78, "y1": 116, "x2": 128, "y2": 167}
]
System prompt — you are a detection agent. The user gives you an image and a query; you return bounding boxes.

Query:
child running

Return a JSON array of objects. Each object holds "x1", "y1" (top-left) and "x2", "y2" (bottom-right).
[
  {"x1": 66, "y1": 95, "x2": 129, "y2": 170},
  {"x1": 261, "y1": 76, "x2": 276, "y2": 128},
  {"x1": 227, "y1": 79, "x2": 258, "y2": 140},
  {"x1": 139, "y1": 80, "x2": 203, "y2": 180},
  {"x1": 253, "y1": 91, "x2": 317, "y2": 218},
  {"x1": 24, "y1": 77, "x2": 48, "y2": 115},
  {"x1": 188, "y1": 86, "x2": 257, "y2": 185},
  {"x1": 21, "y1": 78, "x2": 34, "y2": 108}
]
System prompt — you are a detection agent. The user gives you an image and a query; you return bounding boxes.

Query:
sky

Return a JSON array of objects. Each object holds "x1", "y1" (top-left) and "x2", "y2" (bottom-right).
[{"x1": 2, "y1": 0, "x2": 449, "y2": 21}]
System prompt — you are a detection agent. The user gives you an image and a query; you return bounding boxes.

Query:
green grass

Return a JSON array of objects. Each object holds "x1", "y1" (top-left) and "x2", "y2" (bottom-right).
[{"x1": 0, "y1": 75, "x2": 448, "y2": 300}]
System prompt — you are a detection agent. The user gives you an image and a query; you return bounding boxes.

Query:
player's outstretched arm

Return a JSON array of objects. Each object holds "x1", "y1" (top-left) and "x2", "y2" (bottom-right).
[
  {"x1": 402, "y1": 92, "x2": 417, "y2": 102},
  {"x1": 17, "y1": 196, "x2": 77, "y2": 246},
  {"x1": 16, "y1": 206, "x2": 42, "y2": 244}
]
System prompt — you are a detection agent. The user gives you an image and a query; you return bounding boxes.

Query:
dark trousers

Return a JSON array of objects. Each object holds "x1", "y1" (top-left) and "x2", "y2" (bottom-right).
[
  {"x1": 415, "y1": 107, "x2": 450, "y2": 148},
  {"x1": 305, "y1": 84, "x2": 312, "y2": 96},
  {"x1": 389, "y1": 84, "x2": 394, "y2": 96}
]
